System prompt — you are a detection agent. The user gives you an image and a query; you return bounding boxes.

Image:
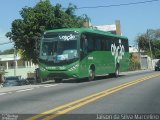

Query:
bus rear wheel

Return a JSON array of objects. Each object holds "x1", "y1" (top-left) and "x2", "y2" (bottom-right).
[{"x1": 114, "y1": 64, "x2": 120, "y2": 77}]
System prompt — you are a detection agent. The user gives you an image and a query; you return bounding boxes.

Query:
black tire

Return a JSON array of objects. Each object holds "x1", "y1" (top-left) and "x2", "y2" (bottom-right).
[
  {"x1": 88, "y1": 69, "x2": 95, "y2": 81},
  {"x1": 37, "y1": 78, "x2": 43, "y2": 83},
  {"x1": 114, "y1": 64, "x2": 120, "y2": 77},
  {"x1": 54, "y1": 78, "x2": 63, "y2": 83}
]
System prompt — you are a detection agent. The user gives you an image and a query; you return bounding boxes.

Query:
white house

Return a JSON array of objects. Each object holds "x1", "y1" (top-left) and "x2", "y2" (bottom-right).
[{"x1": 0, "y1": 54, "x2": 37, "y2": 78}]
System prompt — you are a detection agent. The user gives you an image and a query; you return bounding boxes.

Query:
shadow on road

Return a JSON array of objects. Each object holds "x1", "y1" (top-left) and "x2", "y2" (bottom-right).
[
  {"x1": 62, "y1": 75, "x2": 125, "y2": 83},
  {"x1": 37, "y1": 70, "x2": 155, "y2": 84}
]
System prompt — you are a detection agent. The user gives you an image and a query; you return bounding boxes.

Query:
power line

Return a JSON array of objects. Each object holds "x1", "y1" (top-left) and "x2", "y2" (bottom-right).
[
  {"x1": 0, "y1": 42, "x2": 13, "y2": 45},
  {"x1": 77, "y1": 0, "x2": 160, "y2": 9}
]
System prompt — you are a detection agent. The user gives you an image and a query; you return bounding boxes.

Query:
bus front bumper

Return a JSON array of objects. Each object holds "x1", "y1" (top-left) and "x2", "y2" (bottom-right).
[{"x1": 39, "y1": 69, "x2": 79, "y2": 80}]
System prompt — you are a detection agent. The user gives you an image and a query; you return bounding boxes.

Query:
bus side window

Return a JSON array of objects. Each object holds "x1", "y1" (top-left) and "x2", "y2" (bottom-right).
[
  {"x1": 121, "y1": 38, "x2": 129, "y2": 52},
  {"x1": 95, "y1": 37, "x2": 101, "y2": 51},
  {"x1": 106, "y1": 37, "x2": 113, "y2": 51},
  {"x1": 87, "y1": 35, "x2": 94, "y2": 52},
  {"x1": 105, "y1": 38, "x2": 109, "y2": 51},
  {"x1": 101, "y1": 38, "x2": 107, "y2": 51}
]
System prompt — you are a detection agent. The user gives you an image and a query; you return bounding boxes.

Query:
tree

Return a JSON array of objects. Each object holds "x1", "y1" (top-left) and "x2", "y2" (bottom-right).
[
  {"x1": 6, "y1": 0, "x2": 87, "y2": 63},
  {"x1": 129, "y1": 53, "x2": 140, "y2": 71},
  {"x1": 136, "y1": 29, "x2": 160, "y2": 59}
]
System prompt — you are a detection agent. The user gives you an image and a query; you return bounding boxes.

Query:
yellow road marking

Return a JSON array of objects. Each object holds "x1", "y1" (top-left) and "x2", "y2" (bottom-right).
[{"x1": 27, "y1": 73, "x2": 160, "y2": 120}]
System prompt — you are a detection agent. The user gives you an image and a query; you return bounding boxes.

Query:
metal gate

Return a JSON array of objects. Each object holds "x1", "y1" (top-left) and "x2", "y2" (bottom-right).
[{"x1": 141, "y1": 57, "x2": 148, "y2": 69}]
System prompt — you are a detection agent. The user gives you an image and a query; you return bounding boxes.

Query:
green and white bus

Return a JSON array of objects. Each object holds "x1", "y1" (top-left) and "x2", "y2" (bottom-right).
[{"x1": 38, "y1": 28, "x2": 129, "y2": 82}]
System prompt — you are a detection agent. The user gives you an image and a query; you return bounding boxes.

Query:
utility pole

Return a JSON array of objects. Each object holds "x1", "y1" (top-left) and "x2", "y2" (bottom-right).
[{"x1": 147, "y1": 29, "x2": 153, "y2": 69}]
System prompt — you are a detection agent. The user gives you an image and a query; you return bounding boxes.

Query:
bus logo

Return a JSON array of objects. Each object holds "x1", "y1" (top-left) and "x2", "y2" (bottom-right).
[
  {"x1": 59, "y1": 34, "x2": 76, "y2": 41},
  {"x1": 111, "y1": 39, "x2": 125, "y2": 66}
]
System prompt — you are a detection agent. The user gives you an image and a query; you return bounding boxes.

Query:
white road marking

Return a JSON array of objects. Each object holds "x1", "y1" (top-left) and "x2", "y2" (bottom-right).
[
  {"x1": 0, "y1": 93, "x2": 7, "y2": 96},
  {"x1": 16, "y1": 88, "x2": 34, "y2": 93},
  {"x1": 43, "y1": 84, "x2": 59, "y2": 88}
]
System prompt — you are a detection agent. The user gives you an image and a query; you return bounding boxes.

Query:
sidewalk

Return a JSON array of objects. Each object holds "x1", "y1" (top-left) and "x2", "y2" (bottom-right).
[
  {"x1": 0, "y1": 84, "x2": 44, "y2": 93},
  {"x1": 0, "y1": 84, "x2": 3, "y2": 88},
  {"x1": 121, "y1": 69, "x2": 153, "y2": 75}
]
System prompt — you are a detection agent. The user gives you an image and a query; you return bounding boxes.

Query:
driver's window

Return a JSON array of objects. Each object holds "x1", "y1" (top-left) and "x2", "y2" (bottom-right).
[{"x1": 80, "y1": 34, "x2": 88, "y2": 54}]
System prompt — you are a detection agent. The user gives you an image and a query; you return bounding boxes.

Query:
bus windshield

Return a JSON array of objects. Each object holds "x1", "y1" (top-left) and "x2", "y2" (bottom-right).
[{"x1": 39, "y1": 31, "x2": 79, "y2": 65}]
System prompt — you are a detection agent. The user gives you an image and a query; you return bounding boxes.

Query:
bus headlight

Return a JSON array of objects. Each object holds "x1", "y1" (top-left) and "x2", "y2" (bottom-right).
[
  {"x1": 69, "y1": 64, "x2": 79, "y2": 71},
  {"x1": 40, "y1": 67, "x2": 46, "y2": 71}
]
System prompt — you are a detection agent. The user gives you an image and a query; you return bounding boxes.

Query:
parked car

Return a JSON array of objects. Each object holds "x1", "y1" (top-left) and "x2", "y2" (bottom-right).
[
  {"x1": 155, "y1": 60, "x2": 160, "y2": 71},
  {"x1": 27, "y1": 77, "x2": 36, "y2": 84},
  {"x1": 3, "y1": 76, "x2": 21, "y2": 87},
  {"x1": 3, "y1": 76, "x2": 29, "y2": 87},
  {"x1": 19, "y1": 78, "x2": 30, "y2": 85}
]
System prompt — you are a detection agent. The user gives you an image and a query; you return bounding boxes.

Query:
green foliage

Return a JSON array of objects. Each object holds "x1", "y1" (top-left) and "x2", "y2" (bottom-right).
[
  {"x1": 129, "y1": 53, "x2": 140, "y2": 71},
  {"x1": 136, "y1": 29, "x2": 160, "y2": 59},
  {"x1": 6, "y1": 0, "x2": 87, "y2": 63}
]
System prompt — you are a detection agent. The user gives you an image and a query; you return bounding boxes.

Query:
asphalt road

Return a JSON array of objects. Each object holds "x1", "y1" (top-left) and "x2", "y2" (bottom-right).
[{"x1": 0, "y1": 70, "x2": 160, "y2": 120}]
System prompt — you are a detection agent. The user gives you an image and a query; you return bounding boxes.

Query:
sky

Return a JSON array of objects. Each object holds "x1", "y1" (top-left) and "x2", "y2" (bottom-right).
[{"x1": 0, "y1": 0, "x2": 160, "y2": 51}]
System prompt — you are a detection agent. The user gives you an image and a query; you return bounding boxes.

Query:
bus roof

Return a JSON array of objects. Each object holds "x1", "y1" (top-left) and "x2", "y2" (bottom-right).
[{"x1": 45, "y1": 28, "x2": 128, "y2": 39}]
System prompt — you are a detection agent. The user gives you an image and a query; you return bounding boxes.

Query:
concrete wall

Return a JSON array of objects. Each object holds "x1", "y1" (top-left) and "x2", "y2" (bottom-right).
[
  {"x1": 140, "y1": 55, "x2": 154, "y2": 70},
  {"x1": 5, "y1": 67, "x2": 37, "y2": 78}
]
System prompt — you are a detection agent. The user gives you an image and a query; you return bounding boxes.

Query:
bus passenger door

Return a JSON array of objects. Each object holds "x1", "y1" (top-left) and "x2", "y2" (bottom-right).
[{"x1": 79, "y1": 34, "x2": 89, "y2": 78}]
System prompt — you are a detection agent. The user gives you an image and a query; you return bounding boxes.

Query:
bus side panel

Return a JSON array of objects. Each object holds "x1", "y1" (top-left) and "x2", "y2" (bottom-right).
[
  {"x1": 119, "y1": 52, "x2": 130, "y2": 72},
  {"x1": 88, "y1": 51, "x2": 115, "y2": 75},
  {"x1": 119, "y1": 38, "x2": 129, "y2": 72},
  {"x1": 78, "y1": 51, "x2": 116, "y2": 78}
]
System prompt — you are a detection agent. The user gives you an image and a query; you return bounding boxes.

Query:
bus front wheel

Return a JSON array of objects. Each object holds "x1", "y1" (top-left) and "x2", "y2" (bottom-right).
[{"x1": 88, "y1": 69, "x2": 95, "y2": 81}]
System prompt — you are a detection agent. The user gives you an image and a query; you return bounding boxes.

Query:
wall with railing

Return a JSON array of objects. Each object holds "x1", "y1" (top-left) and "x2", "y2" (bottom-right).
[{"x1": 5, "y1": 66, "x2": 37, "y2": 78}]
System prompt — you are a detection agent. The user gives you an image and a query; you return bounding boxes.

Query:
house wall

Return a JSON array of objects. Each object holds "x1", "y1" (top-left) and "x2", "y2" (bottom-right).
[{"x1": 0, "y1": 54, "x2": 38, "y2": 78}]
